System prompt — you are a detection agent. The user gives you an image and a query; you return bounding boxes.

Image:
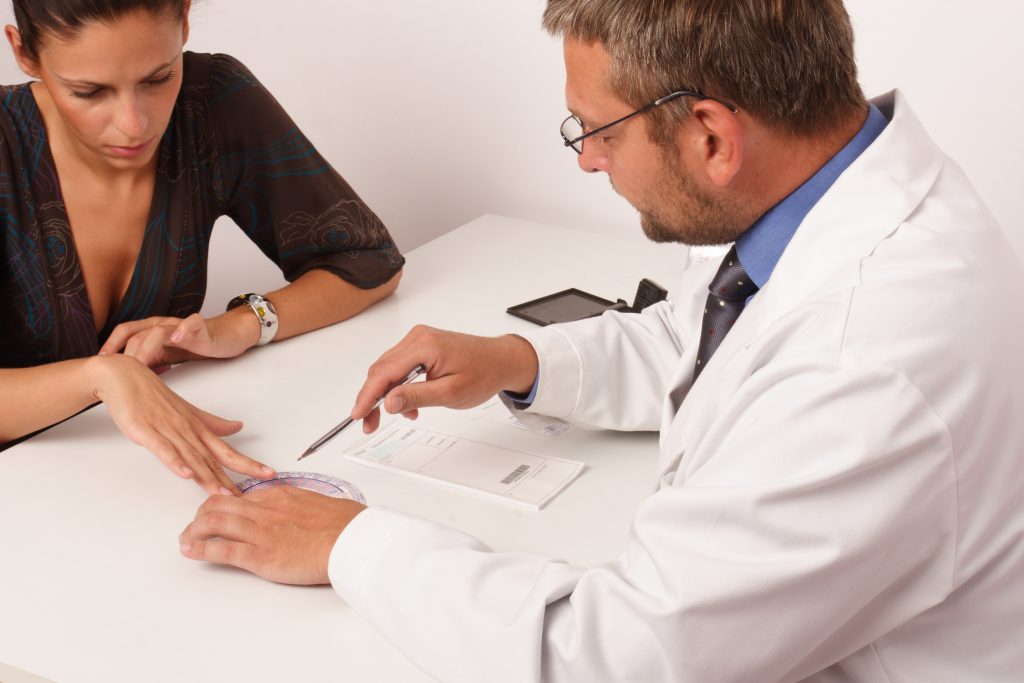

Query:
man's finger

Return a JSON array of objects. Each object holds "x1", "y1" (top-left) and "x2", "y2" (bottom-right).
[
  {"x1": 362, "y1": 407, "x2": 381, "y2": 434},
  {"x1": 195, "y1": 492, "x2": 259, "y2": 521},
  {"x1": 182, "y1": 508, "x2": 259, "y2": 544},
  {"x1": 383, "y1": 375, "x2": 459, "y2": 413},
  {"x1": 352, "y1": 357, "x2": 426, "y2": 419},
  {"x1": 179, "y1": 537, "x2": 260, "y2": 573}
]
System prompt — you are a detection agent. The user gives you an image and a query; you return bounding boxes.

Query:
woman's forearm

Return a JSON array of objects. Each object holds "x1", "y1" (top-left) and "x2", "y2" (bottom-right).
[
  {"x1": 0, "y1": 357, "x2": 111, "y2": 442},
  {"x1": 204, "y1": 268, "x2": 403, "y2": 349}
]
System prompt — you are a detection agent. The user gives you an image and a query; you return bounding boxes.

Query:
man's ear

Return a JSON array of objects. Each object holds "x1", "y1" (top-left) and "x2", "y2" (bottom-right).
[
  {"x1": 681, "y1": 100, "x2": 744, "y2": 188},
  {"x1": 5, "y1": 25, "x2": 40, "y2": 79}
]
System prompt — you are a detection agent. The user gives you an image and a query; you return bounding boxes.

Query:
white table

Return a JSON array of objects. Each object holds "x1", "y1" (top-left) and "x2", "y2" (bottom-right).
[{"x1": 0, "y1": 215, "x2": 686, "y2": 683}]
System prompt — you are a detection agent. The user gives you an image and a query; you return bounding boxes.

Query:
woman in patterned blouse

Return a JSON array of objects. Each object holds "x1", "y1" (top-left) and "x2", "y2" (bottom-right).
[{"x1": 0, "y1": 0, "x2": 406, "y2": 492}]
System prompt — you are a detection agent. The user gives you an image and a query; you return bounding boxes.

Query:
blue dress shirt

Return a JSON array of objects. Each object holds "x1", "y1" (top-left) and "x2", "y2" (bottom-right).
[{"x1": 736, "y1": 104, "x2": 888, "y2": 286}]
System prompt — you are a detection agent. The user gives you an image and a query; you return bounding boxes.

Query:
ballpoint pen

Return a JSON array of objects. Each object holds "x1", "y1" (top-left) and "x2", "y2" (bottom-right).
[{"x1": 297, "y1": 364, "x2": 427, "y2": 461}]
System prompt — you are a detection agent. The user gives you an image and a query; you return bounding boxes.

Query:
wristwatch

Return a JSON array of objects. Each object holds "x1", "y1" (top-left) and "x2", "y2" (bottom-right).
[{"x1": 226, "y1": 293, "x2": 279, "y2": 346}]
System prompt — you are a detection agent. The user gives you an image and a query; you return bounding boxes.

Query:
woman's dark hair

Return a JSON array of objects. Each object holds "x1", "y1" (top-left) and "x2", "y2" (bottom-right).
[{"x1": 12, "y1": 0, "x2": 185, "y2": 60}]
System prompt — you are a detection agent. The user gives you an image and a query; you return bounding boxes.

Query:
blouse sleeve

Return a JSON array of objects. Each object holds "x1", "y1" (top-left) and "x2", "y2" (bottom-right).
[{"x1": 205, "y1": 54, "x2": 404, "y2": 288}]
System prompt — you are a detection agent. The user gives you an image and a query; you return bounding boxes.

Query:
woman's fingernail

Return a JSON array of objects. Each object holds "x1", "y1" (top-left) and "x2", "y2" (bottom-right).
[
  {"x1": 261, "y1": 466, "x2": 274, "y2": 476},
  {"x1": 180, "y1": 466, "x2": 193, "y2": 477},
  {"x1": 180, "y1": 542, "x2": 192, "y2": 554},
  {"x1": 171, "y1": 330, "x2": 184, "y2": 343},
  {"x1": 219, "y1": 487, "x2": 232, "y2": 496}
]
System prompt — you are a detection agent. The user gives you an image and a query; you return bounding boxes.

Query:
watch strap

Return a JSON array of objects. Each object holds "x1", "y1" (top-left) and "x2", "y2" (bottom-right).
[{"x1": 227, "y1": 293, "x2": 279, "y2": 346}]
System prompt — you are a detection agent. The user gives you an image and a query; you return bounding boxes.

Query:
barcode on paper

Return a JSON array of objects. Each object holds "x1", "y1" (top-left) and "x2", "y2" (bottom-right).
[{"x1": 501, "y1": 464, "x2": 530, "y2": 485}]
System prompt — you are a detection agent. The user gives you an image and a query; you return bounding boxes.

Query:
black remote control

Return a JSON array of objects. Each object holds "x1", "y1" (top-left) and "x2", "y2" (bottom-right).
[{"x1": 631, "y1": 278, "x2": 669, "y2": 312}]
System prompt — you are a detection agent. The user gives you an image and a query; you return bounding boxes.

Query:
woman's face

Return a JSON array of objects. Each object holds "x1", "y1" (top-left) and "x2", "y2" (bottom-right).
[{"x1": 12, "y1": 8, "x2": 187, "y2": 170}]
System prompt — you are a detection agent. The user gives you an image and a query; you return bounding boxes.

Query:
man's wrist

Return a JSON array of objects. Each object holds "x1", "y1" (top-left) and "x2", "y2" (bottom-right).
[{"x1": 499, "y1": 334, "x2": 540, "y2": 395}]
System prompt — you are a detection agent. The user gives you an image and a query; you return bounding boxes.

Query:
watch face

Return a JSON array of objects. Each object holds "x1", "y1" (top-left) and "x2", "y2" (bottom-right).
[{"x1": 235, "y1": 472, "x2": 366, "y2": 503}]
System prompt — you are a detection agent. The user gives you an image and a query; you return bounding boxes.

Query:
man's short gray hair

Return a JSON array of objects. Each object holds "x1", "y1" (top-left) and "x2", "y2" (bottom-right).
[{"x1": 543, "y1": 0, "x2": 866, "y2": 142}]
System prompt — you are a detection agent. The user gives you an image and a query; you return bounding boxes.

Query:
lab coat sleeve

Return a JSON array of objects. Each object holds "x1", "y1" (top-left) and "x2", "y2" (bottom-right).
[
  {"x1": 514, "y1": 299, "x2": 690, "y2": 432},
  {"x1": 329, "y1": 354, "x2": 957, "y2": 683}
]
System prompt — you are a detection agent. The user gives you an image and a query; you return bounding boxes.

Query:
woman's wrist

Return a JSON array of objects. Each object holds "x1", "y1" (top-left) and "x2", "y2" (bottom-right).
[
  {"x1": 208, "y1": 306, "x2": 262, "y2": 355},
  {"x1": 83, "y1": 353, "x2": 139, "y2": 402}
]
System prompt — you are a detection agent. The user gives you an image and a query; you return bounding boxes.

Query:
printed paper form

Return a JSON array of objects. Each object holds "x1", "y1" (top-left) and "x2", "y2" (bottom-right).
[{"x1": 345, "y1": 423, "x2": 585, "y2": 510}]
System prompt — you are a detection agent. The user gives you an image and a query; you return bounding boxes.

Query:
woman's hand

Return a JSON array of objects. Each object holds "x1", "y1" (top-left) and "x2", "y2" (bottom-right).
[
  {"x1": 99, "y1": 309, "x2": 260, "y2": 369},
  {"x1": 84, "y1": 354, "x2": 274, "y2": 494}
]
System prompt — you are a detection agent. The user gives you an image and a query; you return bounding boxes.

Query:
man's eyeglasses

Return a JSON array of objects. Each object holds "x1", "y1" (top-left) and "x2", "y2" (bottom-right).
[{"x1": 560, "y1": 90, "x2": 738, "y2": 154}]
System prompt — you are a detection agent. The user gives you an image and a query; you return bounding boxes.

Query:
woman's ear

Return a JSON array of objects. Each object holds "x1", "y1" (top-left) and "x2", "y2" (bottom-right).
[
  {"x1": 4, "y1": 25, "x2": 40, "y2": 79},
  {"x1": 181, "y1": 0, "x2": 191, "y2": 44}
]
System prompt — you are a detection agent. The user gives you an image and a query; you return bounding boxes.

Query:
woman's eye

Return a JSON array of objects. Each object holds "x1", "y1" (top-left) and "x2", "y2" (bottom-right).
[
  {"x1": 70, "y1": 89, "x2": 101, "y2": 100},
  {"x1": 145, "y1": 71, "x2": 175, "y2": 87}
]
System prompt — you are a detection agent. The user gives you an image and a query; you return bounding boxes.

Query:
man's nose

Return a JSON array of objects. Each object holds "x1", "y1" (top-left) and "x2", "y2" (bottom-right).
[{"x1": 577, "y1": 141, "x2": 609, "y2": 174}]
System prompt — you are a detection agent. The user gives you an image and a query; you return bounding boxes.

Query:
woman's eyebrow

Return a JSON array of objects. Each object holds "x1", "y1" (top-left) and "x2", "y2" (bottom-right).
[{"x1": 54, "y1": 60, "x2": 176, "y2": 87}]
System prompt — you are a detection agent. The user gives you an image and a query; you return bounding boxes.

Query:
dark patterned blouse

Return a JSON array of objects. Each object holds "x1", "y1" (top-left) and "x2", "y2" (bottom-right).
[{"x1": 0, "y1": 52, "x2": 404, "y2": 368}]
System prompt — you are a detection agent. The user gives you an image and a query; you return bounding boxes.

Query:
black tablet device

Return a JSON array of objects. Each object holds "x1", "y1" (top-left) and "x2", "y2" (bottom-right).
[{"x1": 507, "y1": 288, "x2": 625, "y2": 326}]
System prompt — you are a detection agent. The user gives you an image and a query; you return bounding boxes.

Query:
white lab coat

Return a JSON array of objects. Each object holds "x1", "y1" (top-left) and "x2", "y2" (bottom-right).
[{"x1": 329, "y1": 91, "x2": 1024, "y2": 682}]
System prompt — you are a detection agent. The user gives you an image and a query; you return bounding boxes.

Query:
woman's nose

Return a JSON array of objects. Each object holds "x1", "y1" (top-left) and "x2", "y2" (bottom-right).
[{"x1": 114, "y1": 96, "x2": 148, "y2": 140}]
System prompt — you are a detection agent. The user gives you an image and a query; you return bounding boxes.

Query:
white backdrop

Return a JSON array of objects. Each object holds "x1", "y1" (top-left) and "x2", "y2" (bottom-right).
[{"x1": 1, "y1": 0, "x2": 1020, "y2": 312}]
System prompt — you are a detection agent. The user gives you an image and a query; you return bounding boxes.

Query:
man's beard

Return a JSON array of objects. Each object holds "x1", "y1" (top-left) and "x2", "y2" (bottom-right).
[{"x1": 627, "y1": 146, "x2": 754, "y2": 247}]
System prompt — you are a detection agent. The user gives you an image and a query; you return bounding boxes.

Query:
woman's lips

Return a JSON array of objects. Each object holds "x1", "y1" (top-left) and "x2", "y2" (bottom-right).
[{"x1": 106, "y1": 139, "x2": 152, "y2": 158}]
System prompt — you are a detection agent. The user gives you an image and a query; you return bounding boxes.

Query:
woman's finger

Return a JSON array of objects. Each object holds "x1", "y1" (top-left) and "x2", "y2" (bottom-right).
[
  {"x1": 99, "y1": 318, "x2": 174, "y2": 355},
  {"x1": 135, "y1": 429, "x2": 194, "y2": 479},
  {"x1": 205, "y1": 437, "x2": 274, "y2": 480},
  {"x1": 99, "y1": 320, "x2": 150, "y2": 355},
  {"x1": 193, "y1": 406, "x2": 244, "y2": 437},
  {"x1": 132, "y1": 326, "x2": 176, "y2": 366}
]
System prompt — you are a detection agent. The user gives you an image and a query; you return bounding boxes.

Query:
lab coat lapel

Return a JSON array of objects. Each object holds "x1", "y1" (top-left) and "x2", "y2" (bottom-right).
[
  {"x1": 655, "y1": 90, "x2": 946, "y2": 483},
  {"x1": 750, "y1": 89, "x2": 944, "y2": 339}
]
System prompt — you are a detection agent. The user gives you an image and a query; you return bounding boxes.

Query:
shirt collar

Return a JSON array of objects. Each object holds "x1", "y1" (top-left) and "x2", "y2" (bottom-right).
[{"x1": 735, "y1": 104, "x2": 889, "y2": 287}]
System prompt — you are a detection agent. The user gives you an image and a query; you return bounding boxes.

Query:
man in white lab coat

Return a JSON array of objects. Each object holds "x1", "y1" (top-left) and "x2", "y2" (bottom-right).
[{"x1": 180, "y1": 1, "x2": 1024, "y2": 680}]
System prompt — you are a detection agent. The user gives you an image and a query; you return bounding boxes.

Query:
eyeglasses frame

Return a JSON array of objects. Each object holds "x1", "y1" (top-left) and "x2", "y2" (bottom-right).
[{"x1": 560, "y1": 90, "x2": 739, "y2": 154}]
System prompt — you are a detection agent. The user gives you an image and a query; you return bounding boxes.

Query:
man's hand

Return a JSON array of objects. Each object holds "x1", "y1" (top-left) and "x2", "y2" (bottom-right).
[
  {"x1": 179, "y1": 487, "x2": 365, "y2": 585},
  {"x1": 352, "y1": 326, "x2": 539, "y2": 434}
]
